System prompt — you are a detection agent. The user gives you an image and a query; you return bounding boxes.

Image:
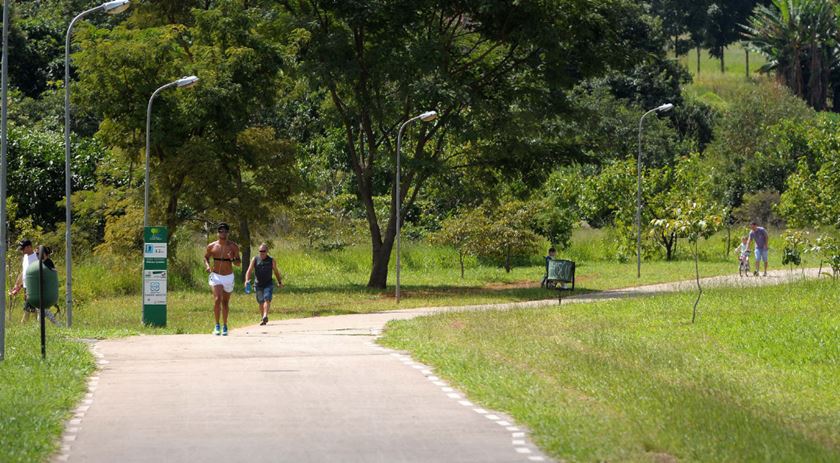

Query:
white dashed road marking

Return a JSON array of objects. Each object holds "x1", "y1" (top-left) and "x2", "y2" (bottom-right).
[{"x1": 371, "y1": 341, "x2": 549, "y2": 461}]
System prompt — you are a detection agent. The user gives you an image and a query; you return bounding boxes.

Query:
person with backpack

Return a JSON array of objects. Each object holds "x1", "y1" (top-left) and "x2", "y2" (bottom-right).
[{"x1": 244, "y1": 243, "x2": 284, "y2": 326}]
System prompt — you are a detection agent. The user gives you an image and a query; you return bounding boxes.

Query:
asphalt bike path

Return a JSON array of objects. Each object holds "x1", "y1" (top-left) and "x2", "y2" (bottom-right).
[{"x1": 55, "y1": 269, "x2": 821, "y2": 462}]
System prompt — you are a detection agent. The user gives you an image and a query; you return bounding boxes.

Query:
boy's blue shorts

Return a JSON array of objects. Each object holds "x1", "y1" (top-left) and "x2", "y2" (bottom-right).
[{"x1": 255, "y1": 285, "x2": 273, "y2": 303}]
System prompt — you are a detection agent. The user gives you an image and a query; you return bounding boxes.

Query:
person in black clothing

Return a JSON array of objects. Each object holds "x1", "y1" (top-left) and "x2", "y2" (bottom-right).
[
  {"x1": 244, "y1": 243, "x2": 284, "y2": 325},
  {"x1": 37, "y1": 246, "x2": 56, "y2": 270},
  {"x1": 541, "y1": 247, "x2": 556, "y2": 288}
]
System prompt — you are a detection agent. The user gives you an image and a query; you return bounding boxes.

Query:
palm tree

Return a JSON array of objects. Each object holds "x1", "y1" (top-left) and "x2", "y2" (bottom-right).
[{"x1": 744, "y1": 0, "x2": 838, "y2": 110}]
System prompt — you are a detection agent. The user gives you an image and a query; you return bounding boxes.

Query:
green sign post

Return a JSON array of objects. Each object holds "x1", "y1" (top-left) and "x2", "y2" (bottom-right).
[{"x1": 143, "y1": 226, "x2": 167, "y2": 326}]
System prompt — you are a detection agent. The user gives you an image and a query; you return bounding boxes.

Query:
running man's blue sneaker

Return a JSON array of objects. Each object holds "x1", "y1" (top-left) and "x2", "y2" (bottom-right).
[
  {"x1": 222, "y1": 325, "x2": 228, "y2": 336},
  {"x1": 213, "y1": 324, "x2": 221, "y2": 336}
]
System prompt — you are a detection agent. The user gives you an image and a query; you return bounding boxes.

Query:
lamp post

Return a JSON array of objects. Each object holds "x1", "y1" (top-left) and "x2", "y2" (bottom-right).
[
  {"x1": 0, "y1": 0, "x2": 9, "y2": 361},
  {"x1": 636, "y1": 102, "x2": 674, "y2": 279},
  {"x1": 64, "y1": 0, "x2": 131, "y2": 328},
  {"x1": 144, "y1": 76, "x2": 199, "y2": 227},
  {"x1": 395, "y1": 110, "x2": 437, "y2": 303}
]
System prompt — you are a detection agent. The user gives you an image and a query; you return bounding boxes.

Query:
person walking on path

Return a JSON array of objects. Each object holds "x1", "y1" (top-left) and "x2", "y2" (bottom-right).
[
  {"x1": 747, "y1": 221, "x2": 770, "y2": 276},
  {"x1": 10, "y1": 239, "x2": 40, "y2": 322},
  {"x1": 244, "y1": 242, "x2": 284, "y2": 325},
  {"x1": 204, "y1": 223, "x2": 241, "y2": 336}
]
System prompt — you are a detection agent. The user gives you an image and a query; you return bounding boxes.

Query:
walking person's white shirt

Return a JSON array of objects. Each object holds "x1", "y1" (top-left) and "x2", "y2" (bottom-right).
[{"x1": 21, "y1": 250, "x2": 38, "y2": 289}]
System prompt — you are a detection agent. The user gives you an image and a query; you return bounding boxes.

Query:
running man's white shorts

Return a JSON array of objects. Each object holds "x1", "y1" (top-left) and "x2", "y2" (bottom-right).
[{"x1": 208, "y1": 272, "x2": 235, "y2": 293}]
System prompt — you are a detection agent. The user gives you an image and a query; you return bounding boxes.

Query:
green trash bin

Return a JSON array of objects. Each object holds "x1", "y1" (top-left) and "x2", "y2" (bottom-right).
[{"x1": 25, "y1": 261, "x2": 59, "y2": 308}]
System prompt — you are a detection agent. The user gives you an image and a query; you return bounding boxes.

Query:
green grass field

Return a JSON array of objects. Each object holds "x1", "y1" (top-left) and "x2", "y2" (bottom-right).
[
  {"x1": 0, "y1": 226, "x2": 822, "y2": 462},
  {"x1": 380, "y1": 279, "x2": 840, "y2": 462},
  {"x1": 0, "y1": 326, "x2": 95, "y2": 463},
  {"x1": 678, "y1": 44, "x2": 767, "y2": 78},
  {"x1": 4, "y1": 226, "x2": 784, "y2": 338}
]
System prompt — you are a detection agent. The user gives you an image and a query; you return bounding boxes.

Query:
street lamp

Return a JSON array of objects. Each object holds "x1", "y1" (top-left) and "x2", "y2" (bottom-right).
[
  {"x1": 144, "y1": 76, "x2": 199, "y2": 227},
  {"x1": 1, "y1": 0, "x2": 10, "y2": 361},
  {"x1": 636, "y1": 103, "x2": 674, "y2": 279},
  {"x1": 395, "y1": 110, "x2": 437, "y2": 303},
  {"x1": 64, "y1": 0, "x2": 131, "y2": 328}
]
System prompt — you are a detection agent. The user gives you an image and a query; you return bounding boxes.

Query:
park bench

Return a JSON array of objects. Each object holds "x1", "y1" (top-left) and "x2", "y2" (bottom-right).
[{"x1": 545, "y1": 258, "x2": 575, "y2": 304}]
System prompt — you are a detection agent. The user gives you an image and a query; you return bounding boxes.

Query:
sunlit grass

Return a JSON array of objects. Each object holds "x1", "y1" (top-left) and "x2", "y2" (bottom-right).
[
  {"x1": 9, "y1": 227, "x2": 809, "y2": 338},
  {"x1": 0, "y1": 226, "x2": 824, "y2": 462},
  {"x1": 678, "y1": 44, "x2": 767, "y2": 78},
  {"x1": 381, "y1": 279, "x2": 840, "y2": 462},
  {"x1": 0, "y1": 326, "x2": 95, "y2": 463}
]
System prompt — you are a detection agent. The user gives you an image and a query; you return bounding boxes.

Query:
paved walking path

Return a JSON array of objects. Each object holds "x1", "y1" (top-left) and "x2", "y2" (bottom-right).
[{"x1": 55, "y1": 268, "x2": 822, "y2": 463}]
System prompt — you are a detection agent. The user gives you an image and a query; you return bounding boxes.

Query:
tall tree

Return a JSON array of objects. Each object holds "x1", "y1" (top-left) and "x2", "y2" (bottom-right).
[
  {"x1": 281, "y1": 0, "x2": 662, "y2": 288},
  {"x1": 74, "y1": 0, "x2": 298, "y2": 260},
  {"x1": 704, "y1": 0, "x2": 762, "y2": 73},
  {"x1": 649, "y1": 0, "x2": 710, "y2": 59}
]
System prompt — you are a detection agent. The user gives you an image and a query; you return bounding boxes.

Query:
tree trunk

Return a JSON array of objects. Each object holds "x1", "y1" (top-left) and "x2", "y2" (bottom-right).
[
  {"x1": 234, "y1": 166, "x2": 251, "y2": 283},
  {"x1": 164, "y1": 176, "x2": 184, "y2": 263},
  {"x1": 792, "y1": 46, "x2": 804, "y2": 98},
  {"x1": 459, "y1": 251, "x2": 464, "y2": 279},
  {"x1": 832, "y1": 81, "x2": 840, "y2": 112},
  {"x1": 368, "y1": 233, "x2": 396, "y2": 289},
  {"x1": 661, "y1": 232, "x2": 676, "y2": 261},
  {"x1": 504, "y1": 247, "x2": 511, "y2": 273},
  {"x1": 808, "y1": 44, "x2": 826, "y2": 111},
  {"x1": 725, "y1": 226, "x2": 731, "y2": 257},
  {"x1": 697, "y1": 47, "x2": 701, "y2": 75},
  {"x1": 691, "y1": 241, "x2": 702, "y2": 324},
  {"x1": 128, "y1": 158, "x2": 134, "y2": 188},
  {"x1": 720, "y1": 51, "x2": 725, "y2": 74},
  {"x1": 745, "y1": 49, "x2": 750, "y2": 79},
  {"x1": 238, "y1": 217, "x2": 251, "y2": 284}
]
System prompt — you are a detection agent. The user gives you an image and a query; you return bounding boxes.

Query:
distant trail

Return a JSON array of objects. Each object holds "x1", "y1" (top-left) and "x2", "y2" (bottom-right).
[{"x1": 56, "y1": 268, "x2": 820, "y2": 463}]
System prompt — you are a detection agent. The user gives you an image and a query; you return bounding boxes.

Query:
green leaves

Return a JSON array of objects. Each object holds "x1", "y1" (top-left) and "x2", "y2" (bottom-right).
[
  {"x1": 655, "y1": 200, "x2": 723, "y2": 243},
  {"x1": 744, "y1": 0, "x2": 838, "y2": 110},
  {"x1": 777, "y1": 115, "x2": 840, "y2": 228},
  {"x1": 432, "y1": 201, "x2": 540, "y2": 274}
]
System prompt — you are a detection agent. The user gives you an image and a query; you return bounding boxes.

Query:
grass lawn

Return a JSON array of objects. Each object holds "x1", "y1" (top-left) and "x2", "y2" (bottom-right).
[
  {"x1": 39, "y1": 226, "x2": 799, "y2": 338},
  {"x1": 0, "y1": 325, "x2": 95, "y2": 463},
  {"x1": 678, "y1": 44, "x2": 767, "y2": 78},
  {"x1": 0, "y1": 227, "x2": 817, "y2": 461},
  {"x1": 26, "y1": 258, "x2": 745, "y2": 338},
  {"x1": 380, "y1": 279, "x2": 840, "y2": 462}
]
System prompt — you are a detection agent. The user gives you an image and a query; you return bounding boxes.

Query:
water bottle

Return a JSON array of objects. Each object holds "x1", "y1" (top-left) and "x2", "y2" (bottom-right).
[{"x1": 245, "y1": 280, "x2": 251, "y2": 294}]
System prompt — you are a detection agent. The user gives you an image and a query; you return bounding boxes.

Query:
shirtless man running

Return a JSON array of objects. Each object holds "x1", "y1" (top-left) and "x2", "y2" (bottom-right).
[{"x1": 204, "y1": 223, "x2": 241, "y2": 336}]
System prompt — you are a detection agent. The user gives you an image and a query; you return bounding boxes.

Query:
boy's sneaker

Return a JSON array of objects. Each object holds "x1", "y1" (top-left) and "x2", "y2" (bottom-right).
[
  {"x1": 222, "y1": 325, "x2": 228, "y2": 336},
  {"x1": 260, "y1": 316, "x2": 268, "y2": 326},
  {"x1": 753, "y1": 271, "x2": 759, "y2": 276},
  {"x1": 213, "y1": 324, "x2": 221, "y2": 336}
]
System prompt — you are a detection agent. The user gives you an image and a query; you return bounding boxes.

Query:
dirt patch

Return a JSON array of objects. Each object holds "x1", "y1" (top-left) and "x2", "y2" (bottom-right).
[
  {"x1": 484, "y1": 280, "x2": 539, "y2": 290},
  {"x1": 448, "y1": 320, "x2": 465, "y2": 330}
]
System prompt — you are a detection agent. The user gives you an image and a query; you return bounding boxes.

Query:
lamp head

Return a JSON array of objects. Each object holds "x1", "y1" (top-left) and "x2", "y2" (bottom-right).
[
  {"x1": 656, "y1": 103, "x2": 674, "y2": 113},
  {"x1": 419, "y1": 110, "x2": 438, "y2": 122},
  {"x1": 176, "y1": 76, "x2": 199, "y2": 88},
  {"x1": 102, "y1": 0, "x2": 130, "y2": 14}
]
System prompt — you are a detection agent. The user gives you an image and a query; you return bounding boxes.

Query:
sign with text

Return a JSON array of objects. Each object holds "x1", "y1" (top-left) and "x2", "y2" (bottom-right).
[
  {"x1": 143, "y1": 243, "x2": 167, "y2": 259},
  {"x1": 143, "y1": 227, "x2": 168, "y2": 326},
  {"x1": 143, "y1": 270, "x2": 167, "y2": 305}
]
